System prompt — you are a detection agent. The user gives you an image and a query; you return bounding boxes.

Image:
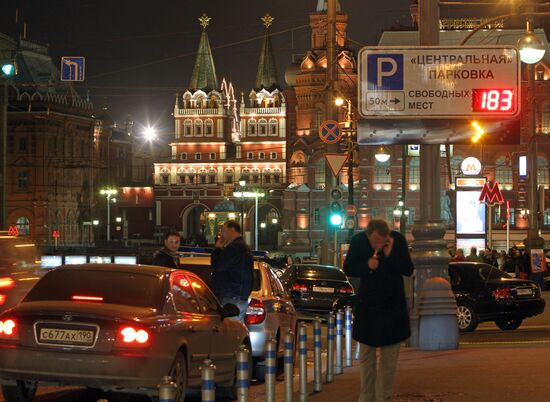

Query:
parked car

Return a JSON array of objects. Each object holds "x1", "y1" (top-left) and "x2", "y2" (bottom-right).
[
  {"x1": 449, "y1": 262, "x2": 544, "y2": 332},
  {"x1": 279, "y1": 264, "x2": 355, "y2": 315},
  {"x1": 0, "y1": 235, "x2": 42, "y2": 313},
  {"x1": 0, "y1": 264, "x2": 250, "y2": 402},
  {"x1": 178, "y1": 255, "x2": 297, "y2": 379}
]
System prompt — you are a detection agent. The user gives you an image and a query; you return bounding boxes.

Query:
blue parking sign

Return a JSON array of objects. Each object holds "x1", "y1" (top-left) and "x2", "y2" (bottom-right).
[
  {"x1": 367, "y1": 54, "x2": 403, "y2": 91},
  {"x1": 61, "y1": 56, "x2": 85, "y2": 81}
]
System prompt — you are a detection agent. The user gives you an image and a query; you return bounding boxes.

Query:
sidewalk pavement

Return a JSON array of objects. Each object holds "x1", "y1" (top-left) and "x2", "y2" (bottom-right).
[{"x1": 255, "y1": 346, "x2": 550, "y2": 402}]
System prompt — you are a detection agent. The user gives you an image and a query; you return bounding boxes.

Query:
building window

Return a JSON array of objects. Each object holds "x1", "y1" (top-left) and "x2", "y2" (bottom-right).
[
  {"x1": 247, "y1": 152, "x2": 254, "y2": 160},
  {"x1": 269, "y1": 119, "x2": 278, "y2": 136},
  {"x1": 374, "y1": 160, "x2": 391, "y2": 190},
  {"x1": 259, "y1": 119, "x2": 268, "y2": 136},
  {"x1": 408, "y1": 158, "x2": 420, "y2": 191},
  {"x1": 252, "y1": 168, "x2": 260, "y2": 184},
  {"x1": 195, "y1": 153, "x2": 201, "y2": 160},
  {"x1": 314, "y1": 208, "x2": 320, "y2": 225},
  {"x1": 180, "y1": 152, "x2": 187, "y2": 160},
  {"x1": 17, "y1": 172, "x2": 28, "y2": 190},
  {"x1": 270, "y1": 152, "x2": 277, "y2": 159},
  {"x1": 315, "y1": 159, "x2": 325, "y2": 189},
  {"x1": 15, "y1": 216, "x2": 30, "y2": 236},
  {"x1": 241, "y1": 169, "x2": 250, "y2": 183},
  {"x1": 248, "y1": 120, "x2": 257, "y2": 136},
  {"x1": 184, "y1": 120, "x2": 192, "y2": 137},
  {"x1": 194, "y1": 120, "x2": 203, "y2": 136},
  {"x1": 225, "y1": 169, "x2": 234, "y2": 184},
  {"x1": 19, "y1": 137, "x2": 27, "y2": 152},
  {"x1": 258, "y1": 152, "x2": 265, "y2": 160},
  {"x1": 510, "y1": 208, "x2": 516, "y2": 225},
  {"x1": 495, "y1": 156, "x2": 513, "y2": 190},
  {"x1": 273, "y1": 168, "x2": 281, "y2": 184},
  {"x1": 450, "y1": 156, "x2": 463, "y2": 185},
  {"x1": 209, "y1": 153, "x2": 216, "y2": 160},
  {"x1": 538, "y1": 157, "x2": 549, "y2": 189},
  {"x1": 208, "y1": 169, "x2": 216, "y2": 184},
  {"x1": 205, "y1": 119, "x2": 214, "y2": 136}
]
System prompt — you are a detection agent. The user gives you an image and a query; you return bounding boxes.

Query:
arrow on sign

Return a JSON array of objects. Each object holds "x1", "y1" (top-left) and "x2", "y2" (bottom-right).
[
  {"x1": 390, "y1": 98, "x2": 400, "y2": 104},
  {"x1": 325, "y1": 153, "x2": 349, "y2": 177}
]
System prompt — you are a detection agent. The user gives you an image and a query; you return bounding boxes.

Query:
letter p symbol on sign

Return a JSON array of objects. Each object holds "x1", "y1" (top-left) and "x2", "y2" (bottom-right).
[{"x1": 367, "y1": 54, "x2": 403, "y2": 91}]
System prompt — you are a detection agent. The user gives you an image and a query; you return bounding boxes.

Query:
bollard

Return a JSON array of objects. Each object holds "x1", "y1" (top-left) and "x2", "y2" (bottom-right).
[
  {"x1": 344, "y1": 306, "x2": 353, "y2": 367},
  {"x1": 284, "y1": 329, "x2": 294, "y2": 402},
  {"x1": 201, "y1": 359, "x2": 216, "y2": 402},
  {"x1": 326, "y1": 313, "x2": 335, "y2": 383},
  {"x1": 335, "y1": 309, "x2": 343, "y2": 375},
  {"x1": 236, "y1": 345, "x2": 250, "y2": 402},
  {"x1": 298, "y1": 322, "x2": 308, "y2": 402},
  {"x1": 265, "y1": 338, "x2": 277, "y2": 402},
  {"x1": 313, "y1": 317, "x2": 322, "y2": 392},
  {"x1": 354, "y1": 341, "x2": 361, "y2": 360},
  {"x1": 158, "y1": 375, "x2": 177, "y2": 402}
]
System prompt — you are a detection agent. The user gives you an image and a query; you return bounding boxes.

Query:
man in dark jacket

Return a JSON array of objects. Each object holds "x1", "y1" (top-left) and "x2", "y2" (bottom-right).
[
  {"x1": 343, "y1": 218, "x2": 414, "y2": 402},
  {"x1": 152, "y1": 232, "x2": 181, "y2": 268},
  {"x1": 211, "y1": 220, "x2": 253, "y2": 322}
]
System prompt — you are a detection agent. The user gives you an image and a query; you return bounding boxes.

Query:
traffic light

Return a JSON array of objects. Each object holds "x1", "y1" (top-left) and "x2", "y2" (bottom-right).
[{"x1": 329, "y1": 187, "x2": 344, "y2": 227}]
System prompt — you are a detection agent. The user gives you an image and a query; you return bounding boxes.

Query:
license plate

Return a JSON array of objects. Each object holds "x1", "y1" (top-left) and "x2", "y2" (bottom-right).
[
  {"x1": 313, "y1": 286, "x2": 334, "y2": 293},
  {"x1": 517, "y1": 288, "x2": 534, "y2": 296},
  {"x1": 38, "y1": 328, "x2": 95, "y2": 346}
]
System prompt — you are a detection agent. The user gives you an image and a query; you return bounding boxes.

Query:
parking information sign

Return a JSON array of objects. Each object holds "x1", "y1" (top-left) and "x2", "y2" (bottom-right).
[{"x1": 358, "y1": 46, "x2": 520, "y2": 119}]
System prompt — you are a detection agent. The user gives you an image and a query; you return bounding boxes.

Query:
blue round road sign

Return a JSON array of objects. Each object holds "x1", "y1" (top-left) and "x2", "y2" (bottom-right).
[{"x1": 319, "y1": 120, "x2": 342, "y2": 144}]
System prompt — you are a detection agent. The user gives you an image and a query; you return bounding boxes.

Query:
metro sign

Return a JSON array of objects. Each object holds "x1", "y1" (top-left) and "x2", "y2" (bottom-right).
[
  {"x1": 479, "y1": 181, "x2": 504, "y2": 205},
  {"x1": 7, "y1": 225, "x2": 18, "y2": 236}
]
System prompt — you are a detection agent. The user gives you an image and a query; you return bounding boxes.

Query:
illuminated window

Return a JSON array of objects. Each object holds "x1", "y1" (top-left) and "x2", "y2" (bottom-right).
[
  {"x1": 205, "y1": 119, "x2": 213, "y2": 136},
  {"x1": 248, "y1": 120, "x2": 257, "y2": 136},
  {"x1": 408, "y1": 158, "x2": 420, "y2": 191},
  {"x1": 538, "y1": 157, "x2": 549, "y2": 189},
  {"x1": 495, "y1": 156, "x2": 513, "y2": 190},
  {"x1": 269, "y1": 119, "x2": 278, "y2": 136},
  {"x1": 194, "y1": 120, "x2": 203, "y2": 137},
  {"x1": 16, "y1": 216, "x2": 30, "y2": 236},
  {"x1": 315, "y1": 158, "x2": 326, "y2": 190},
  {"x1": 184, "y1": 120, "x2": 192, "y2": 137},
  {"x1": 259, "y1": 119, "x2": 267, "y2": 136},
  {"x1": 374, "y1": 160, "x2": 391, "y2": 189}
]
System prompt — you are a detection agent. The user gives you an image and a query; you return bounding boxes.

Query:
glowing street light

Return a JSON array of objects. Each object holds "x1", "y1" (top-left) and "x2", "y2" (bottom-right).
[
  {"x1": 144, "y1": 126, "x2": 157, "y2": 142},
  {"x1": 100, "y1": 187, "x2": 117, "y2": 241}
]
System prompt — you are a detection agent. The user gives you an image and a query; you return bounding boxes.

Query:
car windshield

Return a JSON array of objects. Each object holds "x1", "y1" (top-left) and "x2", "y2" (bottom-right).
[
  {"x1": 478, "y1": 265, "x2": 512, "y2": 281},
  {"x1": 24, "y1": 269, "x2": 163, "y2": 309},
  {"x1": 296, "y1": 265, "x2": 347, "y2": 281},
  {"x1": 180, "y1": 263, "x2": 261, "y2": 292}
]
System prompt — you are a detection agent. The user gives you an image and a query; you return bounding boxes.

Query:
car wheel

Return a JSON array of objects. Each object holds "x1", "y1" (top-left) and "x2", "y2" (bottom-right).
[
  {"x1": 1, "y1": 380, "x2": 37, "y2": 402},
  {"x1": 218, "y1": 342, "x2": 253, "y2": 400},
  {"x1": 168, "y1": 351, "x2": 187, "y2": 402},
  {"x1": 495, "y1": 318, "x2": 523, "y2": 331},
  {"x1": 456, "y1": 302, "x2": 478, "y2": 332}
]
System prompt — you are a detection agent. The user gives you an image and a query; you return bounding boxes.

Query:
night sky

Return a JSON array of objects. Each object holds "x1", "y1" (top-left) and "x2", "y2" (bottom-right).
[{"x1": 0, "y1": 0, "x2": 501, "y2": 137}]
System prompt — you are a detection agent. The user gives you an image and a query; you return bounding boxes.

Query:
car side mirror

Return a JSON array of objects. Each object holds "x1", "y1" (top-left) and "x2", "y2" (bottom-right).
[{"x1": 221, "y1": 303, "x2": 240, "y2": 319}]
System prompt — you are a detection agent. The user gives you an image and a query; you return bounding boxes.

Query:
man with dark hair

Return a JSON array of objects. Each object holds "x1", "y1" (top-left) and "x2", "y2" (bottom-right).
[
  {"x1": 152, "y1": 231, "x2": 181, "y2": 268},
  {"x1": 211, "y1": 220, "x2": 253, "y2": 322},
  {"x1": 343, "y1": 218, "x2": 414, "y2": 402}
]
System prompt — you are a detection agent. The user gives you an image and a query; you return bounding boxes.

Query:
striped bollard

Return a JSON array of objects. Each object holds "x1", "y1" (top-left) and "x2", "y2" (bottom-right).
[
  {"x1": 313, "y1": 317, "x2": 322, "y2": 392},
  {"x1": 326, "y1": 314, "x2": 335, "y2": 383},
  {"x1": 237, "y1": 345, "x2": 250, "y2": 402},
  {"x1": 298, "y1": 322, "x2": 308, "y2": 402},
  {"x1": 284, "y1": 329, "x2": 294, "y2": 402},
  {"x1": 354, "y1": 341, "x2": 361, "y2": 360},
  {"x1": 265, "y1": 338, "x2": 277, "y2": 402},
  {"x1": 158, "y1": 375, "x2": 176, "y2": 402},
  {"x1": 201, "y1": 359, "x2": 216, "y2": 402},
  {"x1": 345, "y1": 306, "x2": 353, "y2": 367},
  {"x1": 335, "y1": 309, "x2": 343, "y2": 375}
]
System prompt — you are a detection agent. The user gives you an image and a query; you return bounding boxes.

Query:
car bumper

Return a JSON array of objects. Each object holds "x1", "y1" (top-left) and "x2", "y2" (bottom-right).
[
  {"x1": 478, "y1": 298, "x2": 546, "y2": 321},
  {"x1": 249, "y1": 323, "x2": 277, "y2": 359},
  {"x1": 0, "y1": 345, "x2": 172, "y2": 391},
  {"x1": 291, "y1": 296, "x2": 336, "y2": 314}
]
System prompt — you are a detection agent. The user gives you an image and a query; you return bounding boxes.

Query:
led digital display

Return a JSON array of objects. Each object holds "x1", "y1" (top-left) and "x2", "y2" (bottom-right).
[{"x1": 472, "y1": 89, "x2": 515, "y2": 113}]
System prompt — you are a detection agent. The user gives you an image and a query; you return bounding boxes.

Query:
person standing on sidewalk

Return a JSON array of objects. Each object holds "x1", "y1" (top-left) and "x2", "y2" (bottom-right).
[
  {"x1": 152, "y1": 231, "x2": 181, "y2": 268},
  {"x1": 343, "y1": 218, "x2": 414, "y2": 402},
  {"x1": 211, "y1": 220, "x2": 253, "y2": 322}
]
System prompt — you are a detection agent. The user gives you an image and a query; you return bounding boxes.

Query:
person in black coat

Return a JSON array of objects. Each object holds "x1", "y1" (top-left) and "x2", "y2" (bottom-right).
[
  {"x1": 343, "y1": 218, "x2": 414, "y2": 402},
  {"x1": 152, "y1": 232, "x2": 181, "y2": 268},
  {"x1": 211, "y1": 220, "x2": 253, "y2": 322}
]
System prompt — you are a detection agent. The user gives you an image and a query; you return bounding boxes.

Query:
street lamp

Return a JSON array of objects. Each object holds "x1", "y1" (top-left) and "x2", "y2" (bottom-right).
[
  {"x1": 144, "y1": 126, "x2": 157, "y2": 142},
  {"x1": 374, "y1": 146, "x2": 391, "y2": 163},
  {"x1": 100, "y1": 187, "x2": 117, "y2": 241},
  {"x1": 518, "y1": 19, "x2": 546, "y2": 250},
  {"x1": 233, "y1": 188, "x2": 265, "y2": 250}
]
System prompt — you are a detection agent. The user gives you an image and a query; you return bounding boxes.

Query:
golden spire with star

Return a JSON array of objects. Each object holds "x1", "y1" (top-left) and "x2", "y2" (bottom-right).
[
  {"x1": 261, "y1": 14, "x2": 274, "y2": 29},
  {"x1": 198, "y1": 13, "x2": 211, "y2": 29}
]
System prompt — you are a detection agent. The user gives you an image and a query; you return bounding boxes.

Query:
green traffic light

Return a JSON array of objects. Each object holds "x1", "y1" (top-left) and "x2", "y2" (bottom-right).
[
  {"x1": 1, "y1": 63, "x2": 15, "y2": 76},
  {"x1": 330, "y1": 213, "x2": 343, "y2": 226}
]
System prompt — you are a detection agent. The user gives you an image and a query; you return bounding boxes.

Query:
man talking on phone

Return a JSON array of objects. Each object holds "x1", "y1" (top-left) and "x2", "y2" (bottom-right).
[
  {"x1": 211, "y1": 220, "x2": 253, "y2": 322},
  {"x1": 343, "y1": 218, "x2": 414, "y2": 402}
]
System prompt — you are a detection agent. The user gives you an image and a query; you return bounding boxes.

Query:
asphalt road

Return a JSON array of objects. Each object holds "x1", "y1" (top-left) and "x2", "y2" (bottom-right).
[{"x1": 3, "y1": 320, "x2": 550, "y2": 402}]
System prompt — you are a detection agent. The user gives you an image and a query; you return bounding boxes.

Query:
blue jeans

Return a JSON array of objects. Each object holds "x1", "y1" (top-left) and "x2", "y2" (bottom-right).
[{"x1": 220, "y1": 297, "x2": 249, "y2": 322}]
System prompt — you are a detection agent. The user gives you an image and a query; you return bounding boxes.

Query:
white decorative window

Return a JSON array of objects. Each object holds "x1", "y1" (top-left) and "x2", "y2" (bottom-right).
[
  {"x1": 205, "y1": 119, "x2": 214, "y2": 136},
  {"x1": 269, "y1": 119, "x2": 278, "y2": 136},
  {"x1": 194, "y1": 120, "x2": 203, "y2": 137},
  {"x1": 195, "y1": 152, "x2": 202, "y2": 160},
  {"x1": 247, "y1": 152, "x2": 254, "y2": 160},
  {"x1": 184, "y1": 120, "x2": 192, "y2": 137},
  {"x1": 180, "y1": 152, "x2": 187, "y2": 160},
  {"x1": 248, "y1": 119, "x2": 257, "y2": 136},
  {"x1": 259, "y1": 119, "x2": 268, "y2": 136},
  {"x1": 209, "y1": 152, "x2": 216, "y2": 160},
  {"x1": 272, "y1": 168, "x2": 282, "y2": 184},
  {"x1": 252, "y1": 168, "x2": 260, "y2": 184},
  {"x1": 408, "y1": 158, "x2": 420, "y2": 191},
  {"x1": 241, "y1": 168, "x2": 251, "y2": 183},
  {"x1": 258, "y1": 152, "x2": 265, "y2": 160},
  {"x1": 270, "y1": 152, "x2": 277, "y2": 159},
  {"x1": 374, "y1": 160, "x2": 391, "y2": 191},
  {"x1": 208, "y1": 168, "x2": 217, "y2": 184},
  {"x1": 225, "y1": 168, "x2": 234, "y2": 184}
]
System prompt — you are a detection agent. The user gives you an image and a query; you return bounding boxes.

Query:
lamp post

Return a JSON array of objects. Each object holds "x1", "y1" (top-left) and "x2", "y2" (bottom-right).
[
  {"x1": 100, "y1": 188, "x2": 117, "y2": 241},
  {"x1": 518, "y1": 19, "x2": 546, "y2": 250},
  {"x1": 0, "y1": 59, "x2": 16, "y2": 229},
  {"x1": 233, "y1": 188, "x2": 265, "y2": 250}
]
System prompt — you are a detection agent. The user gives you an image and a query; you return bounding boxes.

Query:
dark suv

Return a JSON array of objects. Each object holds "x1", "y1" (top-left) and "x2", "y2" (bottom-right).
[{"x1": 449, "y1": 262, "x2": 545, "y2": 332}]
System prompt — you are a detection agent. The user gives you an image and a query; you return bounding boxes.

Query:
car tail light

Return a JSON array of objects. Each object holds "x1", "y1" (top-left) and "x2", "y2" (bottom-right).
[
  {"x1": 492, "y1": 287, "x2": 513, "y2": 300},
  {"x1": 245, "y1": 298, "x2": 266, "y2": 325},
  {"x1": 0, "y1": 278, "x2": 15, "y2": 289},
  {"x1": 0, "y1": 319, "x2": 19, "y2": 341},
  {"x1": 72, "y1": 295, "x2": 104, "y2": 302},
  {"x1": 0, "y1": 295, "x2": 6, "y2": 306},
  {"x1": 292, "y1": 283, "x2": 308, "y2": 292},
  {"x1": 338, "y1": 285, "x2": 354, "y2": 294},
  {"x1": 115, "y1": 326, "x2": 151, "y2": 347}
]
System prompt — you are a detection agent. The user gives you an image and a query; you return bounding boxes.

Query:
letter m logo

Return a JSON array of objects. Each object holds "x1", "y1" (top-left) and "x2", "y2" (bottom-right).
[
  {"x1": 479, "y1": 181, "x2": 504, "y2": 204},
  {"x1": 367, "y1": 54, "x2": 403, "y2": 90}
]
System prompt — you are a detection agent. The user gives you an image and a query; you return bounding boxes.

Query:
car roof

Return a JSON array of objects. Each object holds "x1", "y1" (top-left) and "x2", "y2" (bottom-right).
[{"x1": 56, "y1": 263, "x2": 174, "y2": 277}]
